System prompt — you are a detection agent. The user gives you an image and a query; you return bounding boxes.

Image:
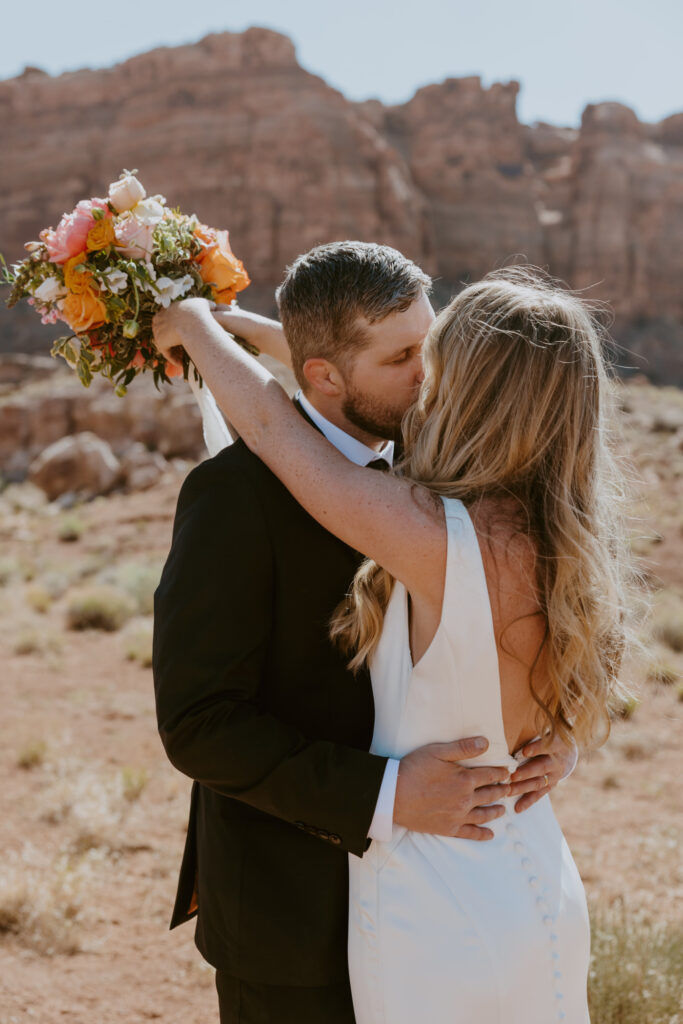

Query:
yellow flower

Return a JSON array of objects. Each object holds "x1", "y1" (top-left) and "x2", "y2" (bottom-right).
[
  {"x1": 86, "y1": 217, "x2": 116, "y2": 252},
  {"x1": 64, "y1": 253, "x2": 92, "y2": 294}
]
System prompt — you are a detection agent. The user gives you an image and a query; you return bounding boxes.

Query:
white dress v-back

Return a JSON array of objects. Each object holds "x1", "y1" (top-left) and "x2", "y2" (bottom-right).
[{"x1": 348, "y1": 497, "x2": 590, "y2": 1024}]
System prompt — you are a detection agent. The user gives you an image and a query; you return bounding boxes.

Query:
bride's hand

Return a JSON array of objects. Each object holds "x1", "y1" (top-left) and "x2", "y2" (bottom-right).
[
  {"x1": 508, "y1": 733, "x2": 579, "y2": 813},
  {"x1": 152, "y1": 297, "x2": 215, "y2": 369}
]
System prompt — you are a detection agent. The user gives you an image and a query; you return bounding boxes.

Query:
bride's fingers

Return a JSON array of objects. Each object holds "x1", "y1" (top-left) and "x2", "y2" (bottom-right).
[
  {"x1": 510, "y1": 754, "x2": 553, "y2": 784},
  {"x1": 453, "y1": 824, "x2": 494, "y2": 842},
  {"x1": 507, "y1": 775, "x2": 552, "y2": 798},
  {"x1": 513, "y1": 786, "x2": 551, "y2": 814}
]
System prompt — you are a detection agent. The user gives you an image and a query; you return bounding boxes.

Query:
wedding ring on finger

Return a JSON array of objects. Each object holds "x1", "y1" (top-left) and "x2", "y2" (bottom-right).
[{"x1": 543, "y1": 774, "x2": 549, "y2": 788}]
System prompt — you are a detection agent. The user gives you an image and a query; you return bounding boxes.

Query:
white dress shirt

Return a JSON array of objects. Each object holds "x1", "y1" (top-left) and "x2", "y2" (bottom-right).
[{"x1": 297, "y1": 391, "x2": 399, "y2": 842}]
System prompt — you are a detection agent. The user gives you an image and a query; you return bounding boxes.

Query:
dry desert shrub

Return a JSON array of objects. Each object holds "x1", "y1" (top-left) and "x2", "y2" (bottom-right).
[
  {"x1": 57, "y1": 514, "x2": 86, "y2": 543},
  {"x1": 99, "y1": 560, "x2": 164, "y2": 615},
  {"x1": 0, "y1": 558, "x2": 19, "y2": 587},
  {"x1": 13, "y1": 628, "x2": 42, "y2": 656},
  {"x1": 40, "y1": 761, "x2": 128, "y2": 852},
  {"x1": 24, "y1": 582, "x2": 52, "y2": 613},
  {"x1": 588, "y1": 904, "x2": 683, "y2": 1023},
  {"x1": 0, "y1": 844, "x2": 100, "y2": 955},
  {"x1": 652, "y1": 589, "x2": 683, "y2": 652},
  {"x1": 66, "y1": 584, "x2": 135, "y2": 632},
  {"x1": 12, "y1": 628, "x2": 62, "y2": 657},
  {"x1": 122, "y1": 616, "x2": 154, "y2": 667},
  {"x1": 38, "y1": 757, "x2": 149, "y2": 853},
  {"x1": 645, "y1": 655, "x2": 680, "y2": 686},
  {"x1": 16, "y1": 740, "x2": 48, "y2": 770}
]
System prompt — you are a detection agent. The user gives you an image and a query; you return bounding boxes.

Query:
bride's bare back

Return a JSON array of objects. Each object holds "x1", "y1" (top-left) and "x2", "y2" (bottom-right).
[{"x1": 407, "y1": 495, "x2": 548, "y2": 756}]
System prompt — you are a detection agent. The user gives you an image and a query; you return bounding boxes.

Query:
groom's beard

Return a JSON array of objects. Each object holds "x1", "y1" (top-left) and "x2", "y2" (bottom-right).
[{"x1": 341, "y1": 384, "x2": 411, "y2": 444}]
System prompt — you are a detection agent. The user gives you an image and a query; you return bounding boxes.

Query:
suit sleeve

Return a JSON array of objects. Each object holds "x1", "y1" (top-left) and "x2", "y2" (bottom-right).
[{"x1": 153, "y1": 459, "x2": 387, "y2": 857}]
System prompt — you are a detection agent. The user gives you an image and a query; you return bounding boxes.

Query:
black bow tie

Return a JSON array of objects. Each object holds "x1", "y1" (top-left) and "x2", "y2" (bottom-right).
[{"x1": 366, "y1": 458, "x2": 391, "y2": 472}]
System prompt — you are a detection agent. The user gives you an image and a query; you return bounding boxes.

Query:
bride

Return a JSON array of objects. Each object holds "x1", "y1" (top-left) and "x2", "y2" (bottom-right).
[{"x1": 152, "y1": 267, "x2": 632, "y2": 1023}]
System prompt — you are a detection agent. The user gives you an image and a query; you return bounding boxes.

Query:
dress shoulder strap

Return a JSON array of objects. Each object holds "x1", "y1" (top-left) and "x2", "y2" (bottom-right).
[{"x1": 436, "y1": 496, "x2": 515, "y2": 766}]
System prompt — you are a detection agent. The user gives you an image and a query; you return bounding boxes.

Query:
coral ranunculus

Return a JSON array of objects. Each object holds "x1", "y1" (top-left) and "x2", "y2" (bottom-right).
[
  {"x1": 199, "y1": 244, "x2": 251, "y2": 304},
  {"x1": 60, "y1": 288, "x2": 107, "y2": 334}
]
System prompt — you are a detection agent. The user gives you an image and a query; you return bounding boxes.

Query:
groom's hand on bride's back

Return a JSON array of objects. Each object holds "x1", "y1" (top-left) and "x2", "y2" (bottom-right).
[{"x1": 393, "y1": 738, "x2": 511, "y2": 841}]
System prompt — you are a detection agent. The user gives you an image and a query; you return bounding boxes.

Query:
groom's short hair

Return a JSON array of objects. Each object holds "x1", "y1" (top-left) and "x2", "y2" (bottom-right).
[{"x1": 276, "y1": 241, "x2": 432, "y2": 388}]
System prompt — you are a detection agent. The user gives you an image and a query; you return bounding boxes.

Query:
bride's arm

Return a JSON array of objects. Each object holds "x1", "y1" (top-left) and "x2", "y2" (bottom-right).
[
  {"x1": 212, "y1": 305, "x2": 293, "y2": 370},
  {"x1": 153, "y1": 298, "x2": 445, "y2": 608}
]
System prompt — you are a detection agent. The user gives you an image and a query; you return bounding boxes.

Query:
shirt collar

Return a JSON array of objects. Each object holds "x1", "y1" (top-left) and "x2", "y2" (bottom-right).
[{"x1": 296, "y1": 390, "x2": 395, "y2": 468}]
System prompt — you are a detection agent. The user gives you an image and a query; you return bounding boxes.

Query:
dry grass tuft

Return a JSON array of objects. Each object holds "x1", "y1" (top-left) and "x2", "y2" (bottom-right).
[
  {"x1": 58, "y1": 515, "x2": 86, "y2": 543},
  {"x1": 121, "y1": 766, "x2": 148, "y2": 803},
  {"x1": 17, "y1": 740, "x2": 48, "y2": 770},
  {"x1": 100, "y1": 560, "x2": 164, "y2": 616},
  {"x1": 66, "y1": 585, "x2": 135, "y2": 632},
  {"x1": 0, "y1": 845, "x2": 100, "y2": 955},
  {"x1": 588, "y1": 904, "x2": 683, "y2": 1023},
  {"x1": 24, "y1": 583, "x2": 52, "y2": 614},
  {"x1": 13, "y1": 629, "x2": 42, "y2": 656},
  {"x1": 0, "y1": 558, "x2": 19, "y2": 587},
  {"x1": 645, "y1": 656, "x2": 680, "y2": 686},
  {"x1": 122, "y1": 617, "x2": 154, "y2": 667},
  {"x1": 652, "y1": 590, "x2": 683, "y2": 652}
]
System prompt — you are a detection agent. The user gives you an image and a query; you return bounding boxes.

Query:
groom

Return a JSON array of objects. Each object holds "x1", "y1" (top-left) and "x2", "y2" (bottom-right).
[{"x1": 153, "y1": 242, "x2": 577, "y2": 1024}]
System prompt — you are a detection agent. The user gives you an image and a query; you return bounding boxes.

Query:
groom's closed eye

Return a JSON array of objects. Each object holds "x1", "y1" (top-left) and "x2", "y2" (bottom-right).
[{"x1": 386, "y1": 348, "x2": 415, "y2": 365}]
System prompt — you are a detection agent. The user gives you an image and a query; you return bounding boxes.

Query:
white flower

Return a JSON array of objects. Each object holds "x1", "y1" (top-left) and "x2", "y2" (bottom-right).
[
  {"x1": 100, "y1": 267, "x2": 129, "y2": 294},
  {"x1": 150, "y1": 275, "x2": 195, "y2": 309},
  {"x1": 108, "y1": 174, "x2": 146, "y2": 213},
  {"x1": 33, "y1": 276, "x2": 67, "y2": 303},
  {"x1": 174, "y1": 274, "x2": 194, "y2": 298},
  {"x1": 132, "y1": 198, "x2": 165, "y2": 225}
]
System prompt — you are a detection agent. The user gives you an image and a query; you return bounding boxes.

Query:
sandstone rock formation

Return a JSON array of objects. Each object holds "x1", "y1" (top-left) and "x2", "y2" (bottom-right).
[
  {"x1": 0, "y1": 28, "x2": 681, "y2": 382},
  {"x1": 29, "y1": 432, "x2": 122, "y2": 500},
  {"x1": 0, "y1": 360, "x2": 205, "y2": 486}
]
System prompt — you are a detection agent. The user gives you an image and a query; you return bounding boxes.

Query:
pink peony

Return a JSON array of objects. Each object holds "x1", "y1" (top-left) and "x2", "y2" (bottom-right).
[
  {"x1": 114, "y1": 215, "x2": 156, "y2": 259},
  {"x1": 44, "y1": 198, "x2": 111, "y2": 265}
]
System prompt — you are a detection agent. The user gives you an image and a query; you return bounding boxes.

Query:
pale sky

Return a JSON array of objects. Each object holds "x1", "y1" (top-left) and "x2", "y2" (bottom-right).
[{"x1": 2, "y1": 0, "x2": 681, "y2": 126}]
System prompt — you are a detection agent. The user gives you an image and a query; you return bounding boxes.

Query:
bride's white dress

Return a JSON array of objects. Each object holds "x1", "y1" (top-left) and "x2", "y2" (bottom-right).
[{"x1": 348, "y1": 497, "x2": 590, "y2": 1024}]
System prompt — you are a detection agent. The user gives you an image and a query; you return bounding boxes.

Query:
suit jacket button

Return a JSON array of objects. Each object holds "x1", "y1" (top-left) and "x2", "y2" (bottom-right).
[
  {"x1": 329, "y1": 834, "x2": 342, "y2": 845},
  {"x1": 318, "y1": 829, "x2": 330, "y2": 840}
]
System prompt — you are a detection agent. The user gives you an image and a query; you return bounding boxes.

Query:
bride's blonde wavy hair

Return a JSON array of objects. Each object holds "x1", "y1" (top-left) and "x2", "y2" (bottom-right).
[{"x1": 330, "y1": 266, "x2": 636, "y2": 750}]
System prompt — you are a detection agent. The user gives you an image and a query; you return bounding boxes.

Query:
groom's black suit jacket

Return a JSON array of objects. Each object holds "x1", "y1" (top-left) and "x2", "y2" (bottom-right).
[{"x1": 153, "y1": 405, "x2": 388, "y2": 986}]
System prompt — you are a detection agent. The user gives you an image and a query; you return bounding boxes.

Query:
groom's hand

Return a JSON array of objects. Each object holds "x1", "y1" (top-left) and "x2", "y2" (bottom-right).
[{"x1": 393, "y1": 737, "x2": 511, "y2": 841}]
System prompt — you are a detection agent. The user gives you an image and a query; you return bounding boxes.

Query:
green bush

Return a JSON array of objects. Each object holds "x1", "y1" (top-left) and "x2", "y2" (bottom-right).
[{"x1": 66, "y1": 586, "x2": 135, "y2": 632}]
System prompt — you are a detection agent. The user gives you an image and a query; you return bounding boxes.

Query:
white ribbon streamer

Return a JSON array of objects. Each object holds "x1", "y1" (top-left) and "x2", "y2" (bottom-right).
[{"x1": 187, "y1": 372, "x2": 234, "y2": 457}]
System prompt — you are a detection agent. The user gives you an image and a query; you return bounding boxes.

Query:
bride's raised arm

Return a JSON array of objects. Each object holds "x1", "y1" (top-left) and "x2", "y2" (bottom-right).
[{"x1": 153, "y1": 297, "x2": 445, "y2": 610}]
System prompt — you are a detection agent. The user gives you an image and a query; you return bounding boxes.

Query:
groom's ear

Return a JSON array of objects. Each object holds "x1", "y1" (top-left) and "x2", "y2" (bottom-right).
[{"x1": 302, "y1": 358, "x2": 345, "y2": 397}]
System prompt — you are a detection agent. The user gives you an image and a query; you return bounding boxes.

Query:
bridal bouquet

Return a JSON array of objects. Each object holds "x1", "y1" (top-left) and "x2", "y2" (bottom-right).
[{"x1": 2, "y1": 171, "x2": 251, "y2": 395}]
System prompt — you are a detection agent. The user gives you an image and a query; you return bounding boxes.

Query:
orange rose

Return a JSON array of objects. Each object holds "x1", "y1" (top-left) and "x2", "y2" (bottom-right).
[
  {"x1": 61, "y1": 287, "x2": 107, "y2": 334},
  {"x1": 86, "y1": 217, "x2": 116, "y2": 252},
  {"x1": 64, "y1": 253, "x2": 92, "y2": 294},
  {"x1": 198, "y1": 245, "x2": 250, "y2": 304}
]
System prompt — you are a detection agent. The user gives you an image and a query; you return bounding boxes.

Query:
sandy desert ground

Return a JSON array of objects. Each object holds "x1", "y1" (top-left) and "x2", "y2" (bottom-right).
[{"x1": 0, "y1": 379, "x2": 682, "y2": 1022}]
